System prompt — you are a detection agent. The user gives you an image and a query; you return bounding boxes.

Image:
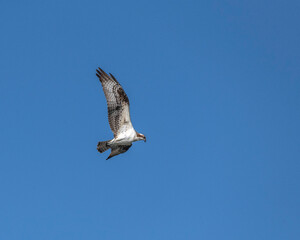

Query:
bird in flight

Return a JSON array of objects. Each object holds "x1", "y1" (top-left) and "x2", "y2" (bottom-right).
[{"x1": 96, "y1": 67, "x2": 146, "y2": 160}]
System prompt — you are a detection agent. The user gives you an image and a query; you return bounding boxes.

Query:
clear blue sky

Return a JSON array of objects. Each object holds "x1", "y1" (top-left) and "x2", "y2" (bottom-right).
[{"x1": 0, "y1": 0, "x2": 299, "y2": 239}]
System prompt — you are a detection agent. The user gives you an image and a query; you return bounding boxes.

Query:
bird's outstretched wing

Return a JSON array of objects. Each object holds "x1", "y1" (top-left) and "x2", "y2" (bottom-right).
[
  {"x1": 107, "y1": 144, "x2": 132, "y2": 160},
  {"x1": 96, "y1": 67, "x2": 132, "y2": 136}
]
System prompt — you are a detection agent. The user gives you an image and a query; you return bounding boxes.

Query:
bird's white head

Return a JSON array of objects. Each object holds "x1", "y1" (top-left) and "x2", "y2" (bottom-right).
[{"x1": 137, "y1": 133, "x2": 146, "y2": 142}]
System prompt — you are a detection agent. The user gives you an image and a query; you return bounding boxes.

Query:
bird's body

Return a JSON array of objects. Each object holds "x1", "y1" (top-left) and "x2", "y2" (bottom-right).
[
  {"x1": 112, "y1": 126, "x2": 136, "y2": 144},
  {"x1": 96, "y1": 67, "x2": 146, "y2": 160}
]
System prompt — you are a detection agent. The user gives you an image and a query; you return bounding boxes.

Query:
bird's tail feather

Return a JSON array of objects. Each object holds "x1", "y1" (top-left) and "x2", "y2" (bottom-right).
[{"x1": 97, "y1": 141, "x2": 110, "y2": 153}]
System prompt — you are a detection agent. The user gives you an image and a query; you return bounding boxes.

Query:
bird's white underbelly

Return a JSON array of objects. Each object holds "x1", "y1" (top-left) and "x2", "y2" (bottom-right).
[{"x1": 112, "y1": 127, "x2": 136, "y2": 145}]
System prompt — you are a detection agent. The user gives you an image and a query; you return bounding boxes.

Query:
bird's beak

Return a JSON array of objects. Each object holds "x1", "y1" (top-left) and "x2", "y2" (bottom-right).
[{"x1": 144, "y1": 137, "x2": 146, "y2": 142}]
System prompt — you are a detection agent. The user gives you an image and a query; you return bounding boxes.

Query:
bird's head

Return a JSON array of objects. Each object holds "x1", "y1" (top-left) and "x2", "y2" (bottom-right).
[{"x1": 137, "y1": 133, "x2": 146, "y2": 142}]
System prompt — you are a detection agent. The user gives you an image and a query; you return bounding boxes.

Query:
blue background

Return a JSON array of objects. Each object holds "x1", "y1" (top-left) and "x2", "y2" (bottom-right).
[{"x1": 1, "y1": 0, "x2": 299, "y2": 239}]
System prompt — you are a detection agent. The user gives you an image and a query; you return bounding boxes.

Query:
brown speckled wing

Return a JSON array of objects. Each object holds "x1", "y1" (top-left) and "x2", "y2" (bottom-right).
[
  {"x1": 96, "y1": 67, "x2": 131, "y2": 136},
  {"x1": 106, "y1": 144, "x2": 132, "y2": 160}
]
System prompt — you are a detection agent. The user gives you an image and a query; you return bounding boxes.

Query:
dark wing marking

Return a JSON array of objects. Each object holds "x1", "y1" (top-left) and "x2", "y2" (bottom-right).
[
  {"x1": 106, "y1": 144, "x2": 132, "y2": 160},
  {"x1": 96, "y1": 68, "x2": 131, "y2": 136}
]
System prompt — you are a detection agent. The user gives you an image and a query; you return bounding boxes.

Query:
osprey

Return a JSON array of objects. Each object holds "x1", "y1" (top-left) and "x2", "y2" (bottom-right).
[{"x1": 96, "y1": 67, "x2": 146, "y2": 160}]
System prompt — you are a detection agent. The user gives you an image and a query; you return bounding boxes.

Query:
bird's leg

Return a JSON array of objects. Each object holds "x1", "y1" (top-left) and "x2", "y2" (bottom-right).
[
  {"x1": 114, "y1": 138, "x2": 125, "y2": 143},
  {"x1": 107, "y1": 139, "x2": 115, "y2": 146},
  {"x1": 109, "y1": 137, "x2": 124, "y2": 145}
]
